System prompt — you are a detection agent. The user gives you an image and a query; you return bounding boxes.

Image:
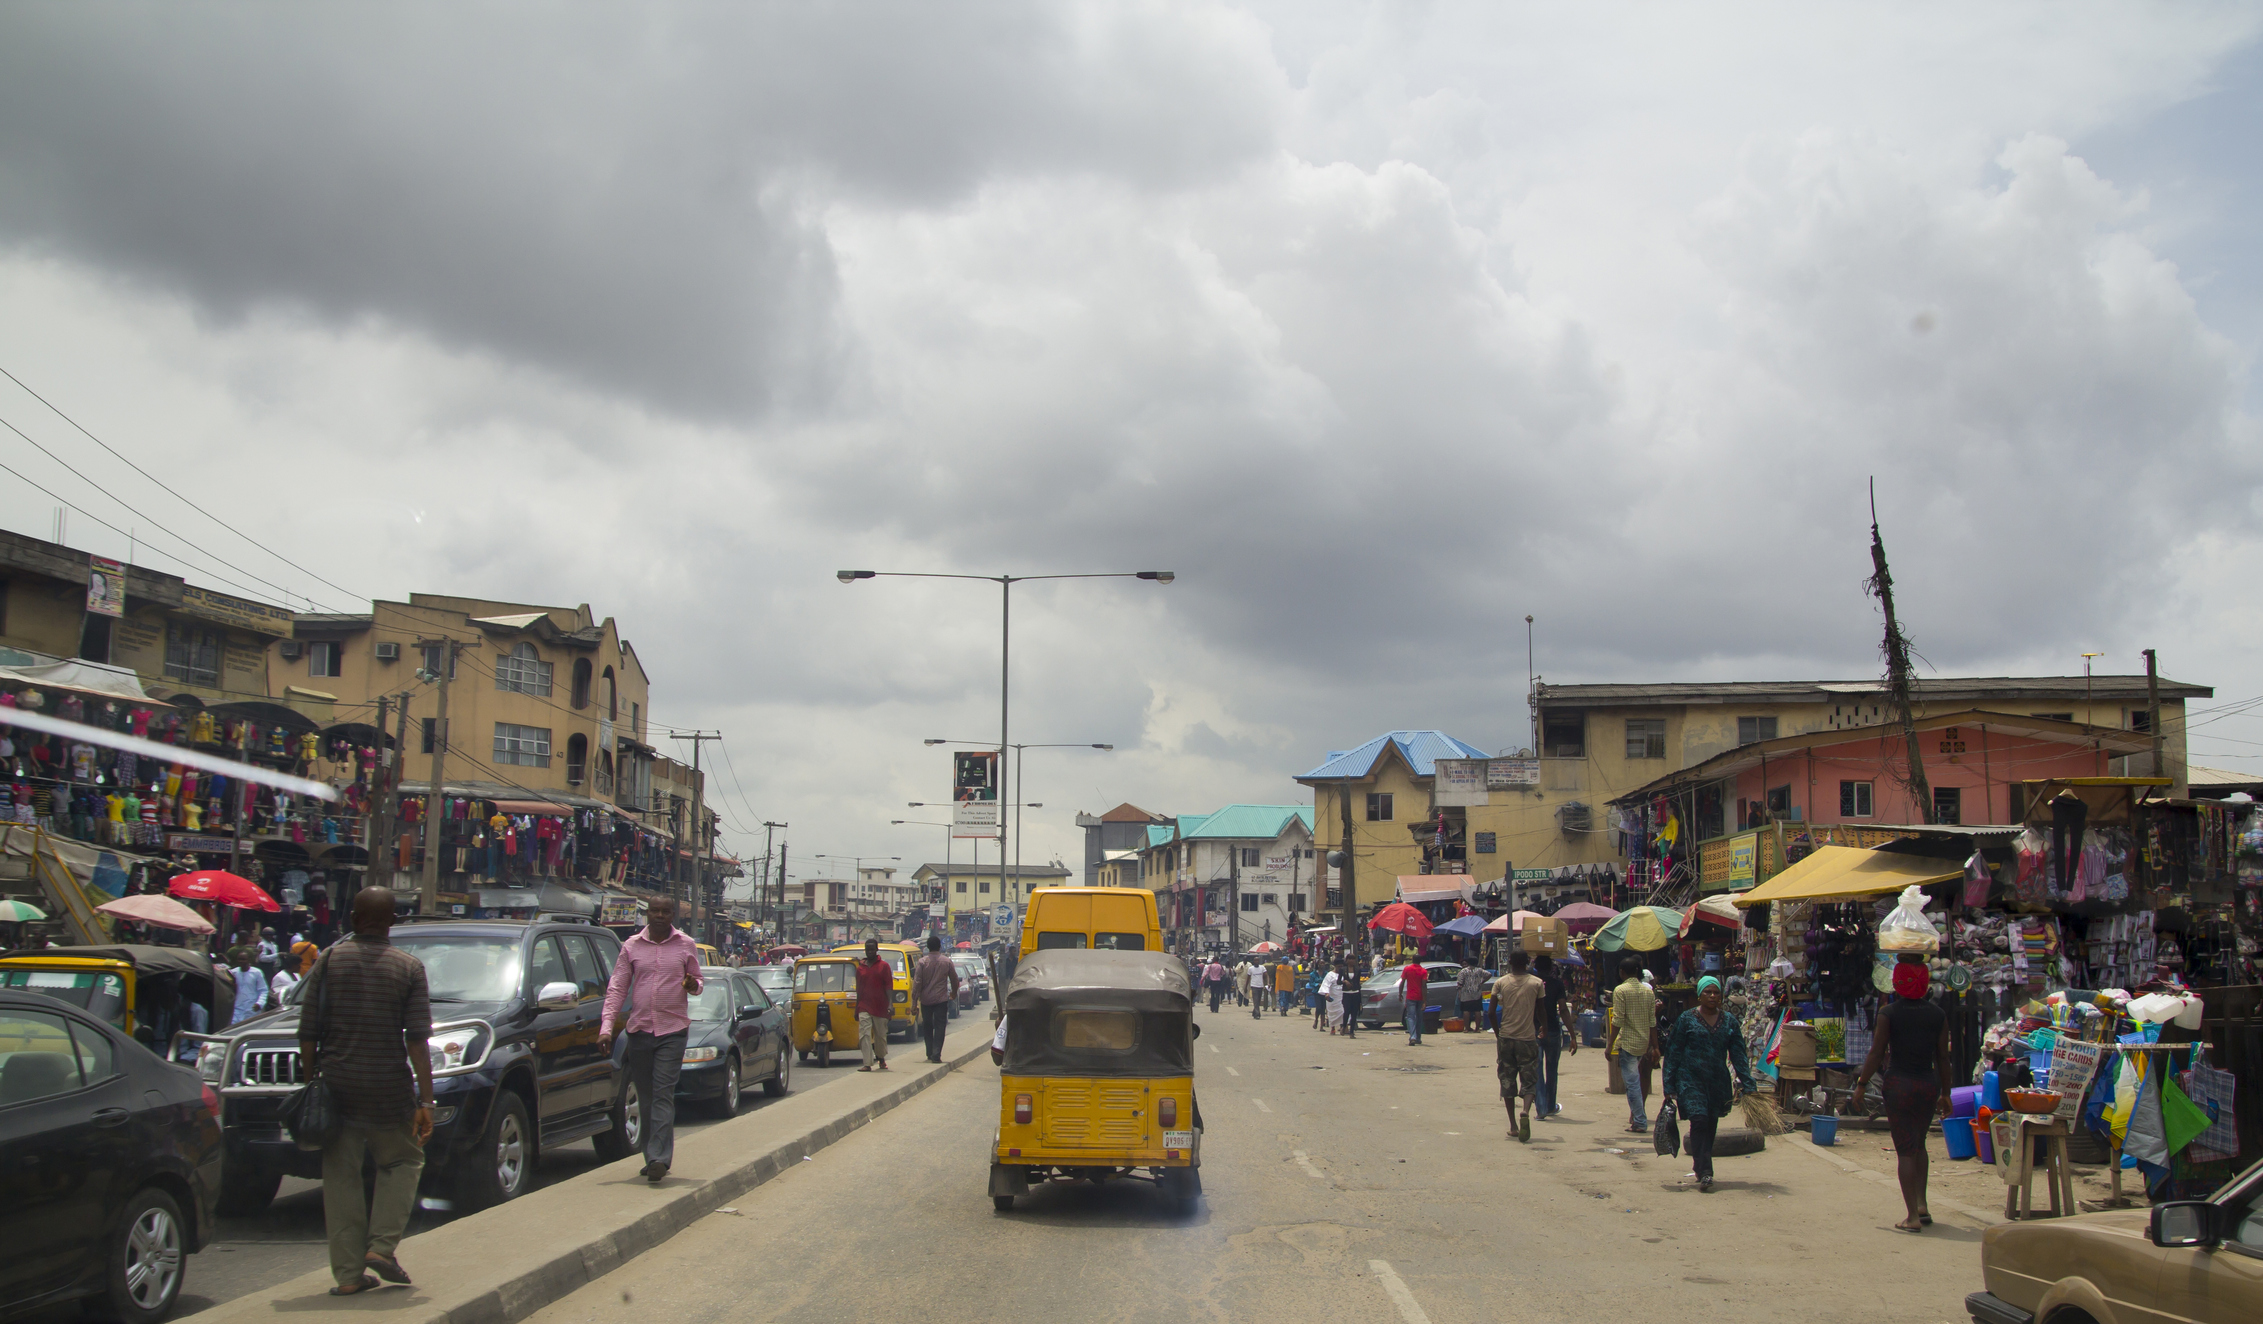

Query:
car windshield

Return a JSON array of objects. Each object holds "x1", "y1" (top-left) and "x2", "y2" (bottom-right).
[
  {"x1": 391, "y1": 934, "x2": 524, "y2": 1002},
  {"x1": 750, "y1": 968, "x2": 791, "y2": 994},
  {"x1": 1, "y1": 967, "x2": 128, "y2": 1026},
  {"x1": 795, "y1": 962, "x2": 852, "y2": 993},
  {"x1": 689, "y1": 984, "x2": 735, "y2": 1021}
]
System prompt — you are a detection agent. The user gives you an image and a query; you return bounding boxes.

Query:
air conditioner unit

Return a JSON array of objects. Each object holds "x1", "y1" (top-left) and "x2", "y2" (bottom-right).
[
  {"x1": 374, "y1": 642, "x2": 401, "y2": 662},
  {"x1": 278, "y1": 641, "x2": 303, "y2": 660}
]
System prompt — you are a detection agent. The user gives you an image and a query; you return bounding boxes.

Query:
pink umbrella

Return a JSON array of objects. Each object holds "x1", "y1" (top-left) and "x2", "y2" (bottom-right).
[
  {"x1": 1249, "y1": 941, "x2": 1282, "y2": 953},
  {"x1": 96, "y1": 893, "x2": 216, "y2": 935},
  {"x1": 167, "y1": 870, "x2": 280, "y2": 912},
  {"x1": 1552, "y1": 902, "x2": 1620, "y2": 934}
]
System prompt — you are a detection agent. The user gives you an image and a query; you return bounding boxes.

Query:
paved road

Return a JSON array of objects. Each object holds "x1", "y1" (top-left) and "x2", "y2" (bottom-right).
[
  {"x1": 523, "y1": 999, "x2": 1988, "y2": 1324},
  {"x1": 173, "y1": 1013, "x2": 950, "y2": 1318}
]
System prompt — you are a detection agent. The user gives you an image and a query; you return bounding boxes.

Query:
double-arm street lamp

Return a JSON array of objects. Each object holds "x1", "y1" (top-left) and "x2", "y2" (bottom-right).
[
  {"x1": 925, "y1": 740, "x2": 1112, "y2": 905},
  {"x1": 837, "y1": 568, "x2": 1173, "y2": 910}
]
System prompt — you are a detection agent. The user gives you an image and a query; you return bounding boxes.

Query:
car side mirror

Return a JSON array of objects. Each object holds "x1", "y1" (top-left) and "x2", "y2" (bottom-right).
[
  {"x1": 739, "y1": 1006, "x2": 760, "y2": 1019},
  {"x1": 2150, "y1": 1202, "x2": 2218, "y2": 1248},
  {"x1": 536, "y1": 981, "x2": 579, "y2": 1012}
]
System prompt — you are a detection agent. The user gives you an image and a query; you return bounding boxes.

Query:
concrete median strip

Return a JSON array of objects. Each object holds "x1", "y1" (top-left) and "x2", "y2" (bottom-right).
[{"x1": 193, "y1": 1017, "x2": 998, "y2": 1324}]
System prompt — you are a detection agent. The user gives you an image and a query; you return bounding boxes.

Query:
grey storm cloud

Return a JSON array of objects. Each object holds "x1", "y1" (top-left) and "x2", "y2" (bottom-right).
[{"x1": 1, "y1": 3, "x2": 2260, "y2": 860}]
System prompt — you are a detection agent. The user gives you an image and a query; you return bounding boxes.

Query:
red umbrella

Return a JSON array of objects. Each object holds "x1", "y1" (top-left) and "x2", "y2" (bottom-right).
[
  {"x1": 1553, "y1": 901, "x2": 1620, "y2": 934},
  {"x1": 167, "y1": 870, "x2": 280, "y2": 912},
  {"x1": 1366, "y1": 902, "x2": 1435, "y2": 938}
]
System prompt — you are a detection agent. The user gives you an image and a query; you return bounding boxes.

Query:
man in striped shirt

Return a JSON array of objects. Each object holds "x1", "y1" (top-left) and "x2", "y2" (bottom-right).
[{"x1": 300, "y1": 887, "x2": 432, "y2": 1294}]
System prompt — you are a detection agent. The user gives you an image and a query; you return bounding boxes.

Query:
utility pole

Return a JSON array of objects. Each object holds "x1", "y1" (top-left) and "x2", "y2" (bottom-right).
[
  {"x1": 1863, "y1": 482, "x2": 1933, "y2": 824},
  {"x1": 758, "y1": 820, "x2": 780, "y2": 932},
  {"x1": 1338, "y1": 782, "x2": 1358, "y2": 966},
  {"x1": 1228, "y1": 843, "x2": 1241, "y2": 953},
  {"x1": 363, "y1": 695, "x2": 394, "y2": 894},
  {"x1": 776, "y1": 840, "x2": 789, "y2": 942},
  {"x1": 2144, "y1": 648, "x2": 2165, "y2": 781},
  {"x1": 1526, "y1": 614, "x2": 1538, "y2": 754},
  {"x1": 417, "y1": 639, "x2": 460, "y2": 915},
  {"x1": 672, "y1": 733, "x2": 720, "y2": 939}
]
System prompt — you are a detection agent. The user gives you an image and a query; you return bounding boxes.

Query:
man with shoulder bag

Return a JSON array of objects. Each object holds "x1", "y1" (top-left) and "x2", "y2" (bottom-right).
[{"x1": 298, "y1": 888, "x2": 433, "y2": 1295}]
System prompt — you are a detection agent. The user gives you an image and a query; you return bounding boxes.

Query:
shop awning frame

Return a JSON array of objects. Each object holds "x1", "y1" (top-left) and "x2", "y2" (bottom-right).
[{"x1": 1729, "y1": 844, "x2": 1960, "y2": 907}]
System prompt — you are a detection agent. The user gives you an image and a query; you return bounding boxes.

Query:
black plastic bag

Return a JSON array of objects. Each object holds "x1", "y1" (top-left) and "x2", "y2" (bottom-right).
[
  {"x1": 282, "y1": 952, "x2": 340, "y2": 1151},
  {"x1": 1653, "y1": 1096, "x2": 1681, "y2": 1157}
]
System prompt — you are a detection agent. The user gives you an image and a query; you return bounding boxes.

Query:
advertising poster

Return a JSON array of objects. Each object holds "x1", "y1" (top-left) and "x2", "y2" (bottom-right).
[
  {"x1": 86, "y1": 555, "x2": 124, "y2": 618},
  {"x1": 952, "y1": 749, "x2": 998, "y2": 838},
  {"x1": 1432, "y1": 758, "x2": 1489, "y2": 806}
]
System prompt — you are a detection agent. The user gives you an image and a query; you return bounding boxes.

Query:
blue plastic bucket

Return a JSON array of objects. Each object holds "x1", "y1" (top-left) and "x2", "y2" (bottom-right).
[
  {"x1": 1943, "y1": 1117, "x2": 1976, "y2": 1160},
  {"x1": 1811, "y1": 1115, "x2": 1838, "y2": 1146},
  {"x1": 1950, "y1": 1085, "x2": 1981, "y2": 1119}
]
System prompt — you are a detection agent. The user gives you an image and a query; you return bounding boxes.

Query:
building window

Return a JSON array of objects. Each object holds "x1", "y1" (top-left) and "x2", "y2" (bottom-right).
[
  {"x1": 493, "y1": 722, "x2": 552, "y2": 767},
  {"x1": 2126, "y1": 708, "x2": 2153, "y2": 733},
  {"x1": 571, "y1": 657, "x2": 592, "y2": 709},
  {"x1": 565, "y1": 733, "x2": 588, "y2": 786},
  {"x1": 1239, "y1": 847, "x2": 1261, "y2": 867},
  {"x1": 2031, "y1": 712, "x2": 2073, "y2": 723},
  {"x1": 420, "y1": 717, "x2": 438, "y2": 754},
  {"x1": 1299, "y1": 848, "x2": 1314, "y2": 859},
  {"x1": 495, "y1": 642, "x2": 553, "y2": 696},
  {"x1": 1625, "y1": 718, "x2": 1667, "y2": 760},
  {"x1": 164, "y1": 622, "x2": 221, "y2": 685},
  {"x1": 1932, "y1": 786, "x2": 1962, "y2": 825},
  {"x1": 307, "y1": 640, "x2": 342, "y2": 678},
  {"x1": 979, "y1": 880, "x2": 991, "y2": 894},
  {"x1": 602, "y1": 666, "x2": 617, "y2": 721},
  {"x1": 77, "y1": 612, "x2": 113, "y2": 664},
  {"x1": 1260, "y1": 893, "x2": 1278, "y2": 905},
  {"x1": 1839, "y1": 780, "x2": 1873, "y2": 817},
  {"x1": 1541, "y1": 711, "x2": 1585, "y2": 758},
  {"x1": 954, "y1": 880, "x2": 968, "y2": 894},
  {"x1": 1736, "y1": 716, "x2": 1778, "y2": 745},
  {"x1": 419, "y1": 643, "x2": 456, "y2": 679},
  {"x1": 595, "y1": 750, "x2": 613, "y2": 794},
  {"x1": 1365, "y1": 792, "x2": 1393, "y2": 821},
  {"x1": 1240, "y1": 894, "x2": 1259, "y2": 912},
  {"x1": 631, "y1": 701, "x2": 640, "y2": 737}
]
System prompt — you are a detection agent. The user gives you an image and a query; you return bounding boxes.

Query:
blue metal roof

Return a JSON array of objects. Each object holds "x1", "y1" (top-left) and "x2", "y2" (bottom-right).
[
  {"x1": 1296, "y1": 730, "x2": 1490, "y2": 781},
  {"x1": 1178, "y1": 805, "x2": 1315, "y2": 840}
]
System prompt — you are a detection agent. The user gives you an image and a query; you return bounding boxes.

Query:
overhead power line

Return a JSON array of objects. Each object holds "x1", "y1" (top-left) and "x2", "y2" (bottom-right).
[{"x1": 0, "y1": 364, "x2": 368, "y2": 606}]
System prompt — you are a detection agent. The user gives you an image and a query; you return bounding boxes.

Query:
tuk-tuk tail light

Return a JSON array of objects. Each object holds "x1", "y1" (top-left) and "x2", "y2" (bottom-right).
[
  {"x1": 1159, "y1": 1098, "x2": 1177, "y2": 1128},
  {"x1": 1013, "y1": 1093, "x2": 1032, "y2": 1125}
]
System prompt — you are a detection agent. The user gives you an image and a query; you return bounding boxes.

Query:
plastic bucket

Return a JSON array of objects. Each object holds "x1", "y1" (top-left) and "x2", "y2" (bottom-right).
[
  {"x1": 1950, "y1": 1086, "x2": 1981, "y2": 1119},
  {"x1": 1943, "y1": 1117, "x2": 1977, "y2": 1160},
  {"x1": 1974, "y1": 1122, "x2": 1995, "y2": 1165},
  {"x1": 1811, "y1": 1115, "x2": 1839, "y2": 1146}
]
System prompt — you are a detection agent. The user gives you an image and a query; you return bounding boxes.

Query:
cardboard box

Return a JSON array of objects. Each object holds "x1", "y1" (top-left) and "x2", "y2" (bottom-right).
[
  {"x1": 1521, "y1": 917, "x2": 1568, "y2": 955},
  {"x1": 1778, "y1": 1023, "x2": 1817, "y2": 1068}
]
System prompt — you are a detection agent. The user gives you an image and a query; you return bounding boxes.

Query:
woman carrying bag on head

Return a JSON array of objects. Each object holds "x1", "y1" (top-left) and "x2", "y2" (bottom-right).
[{"x1": 1661, "y1": 975, "x2": 1755, "y2": 1193}]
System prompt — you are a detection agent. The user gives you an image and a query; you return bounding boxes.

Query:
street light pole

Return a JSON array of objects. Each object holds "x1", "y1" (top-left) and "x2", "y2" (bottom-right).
[
  {"x1": 925, "y1": 741, "x2": 1110, "y2": 911},
  {"x1": 841, "y1": 567, "x2": 1171, "y2": 915}
]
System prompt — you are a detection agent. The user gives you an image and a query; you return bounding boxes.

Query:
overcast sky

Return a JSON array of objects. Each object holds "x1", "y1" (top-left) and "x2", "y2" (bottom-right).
[{"x1": 3, "y1": 3, "x2": 2260, "y2": 881}]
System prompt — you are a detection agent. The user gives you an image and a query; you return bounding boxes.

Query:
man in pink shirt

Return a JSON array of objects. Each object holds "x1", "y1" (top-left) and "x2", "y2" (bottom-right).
[{"x1": 601, "y1": 897, "x2": 703, "y2": 1183}]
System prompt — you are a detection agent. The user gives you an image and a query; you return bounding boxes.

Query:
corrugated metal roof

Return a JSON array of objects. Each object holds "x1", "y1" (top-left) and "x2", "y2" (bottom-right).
[
  {"x1": 1145, "y1": 824, "x2": 1178, "y2": 849},
  {"x1": 1296, "y1": 730, "x2": 1490, "y2": 781},
  {"x1": 1177, "y1": 805, "x2": 1315, "y2": 840},
  {"x1": 1536, "y1": 675, "x2": 2211, "y2": 705}
]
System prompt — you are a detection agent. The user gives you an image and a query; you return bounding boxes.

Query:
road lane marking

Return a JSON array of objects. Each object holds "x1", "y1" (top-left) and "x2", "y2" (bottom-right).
[
  {"x1": 1209, "y1": 1043, "x2": 1221, "y2": 1054},
  {"x1": 1369, "y1": 1260, "x2": 1433, "y2": 1324},
  {"x1": 1225, "y1": 1065, "x2": 1240, "y2": 1076},
  {"x1": 1292, "y1": 1149, "x2": 1323, "y2": 1178},
  {"x1": 1252, "y1": 1098, "x2": 1271, "y2": 1112}
]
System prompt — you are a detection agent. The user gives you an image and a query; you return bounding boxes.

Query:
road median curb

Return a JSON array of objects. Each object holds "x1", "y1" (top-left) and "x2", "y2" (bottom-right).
[{"x1": 194, "y1": 1024, "x2": 995, "y2": 1324}]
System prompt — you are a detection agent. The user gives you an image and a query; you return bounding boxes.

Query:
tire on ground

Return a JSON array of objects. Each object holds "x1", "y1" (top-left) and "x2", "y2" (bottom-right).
[
  {"x1": 457, "y1": 1090, "x2": 534, "y2": 1210},
  {"x1": 1710, "y1": 1127, "x2": 1766, "y2": 1158}
]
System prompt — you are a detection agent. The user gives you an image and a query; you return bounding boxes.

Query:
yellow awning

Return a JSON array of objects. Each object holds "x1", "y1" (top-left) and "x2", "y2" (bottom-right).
[{"x1": 1731, "y1": 845, "x2": 1960, "y2": 906}]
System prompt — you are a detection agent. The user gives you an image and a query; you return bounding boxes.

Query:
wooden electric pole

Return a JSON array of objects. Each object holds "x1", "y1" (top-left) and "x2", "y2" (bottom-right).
[
  {"x1": 1864, "y1": 483, "x2": 1933, "y2": 823},
  {"x1": 2144, "y1": 648, "x2": 2164, "y2": 781},
  {"x1": 674, "y1": 732, "x2": 721, "y2": 938},
  {"x1": 1338, "y1": 782, "x2": 1358, "y2": 964}
]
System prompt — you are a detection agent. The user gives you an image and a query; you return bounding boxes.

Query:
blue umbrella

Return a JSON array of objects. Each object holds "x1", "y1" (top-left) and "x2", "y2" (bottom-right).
[{"x1": 1434, "y1": 915, "x2": 1488, "y2": 937}]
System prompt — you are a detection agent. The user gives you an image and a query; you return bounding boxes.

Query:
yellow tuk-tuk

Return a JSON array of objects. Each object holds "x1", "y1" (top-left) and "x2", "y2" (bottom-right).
[
  {"x1": 790, "y1": 954, "x2": 861, "y2": 1067},
  {"x1": 0, "y1": 944, "x2": 235, "y2": 1054},
  {"x1": 831, "y1": 941, "x2": 917, "y2": 1039},
  {"x1": 990, "y1": 948, "x2": 1201, "y2": 1213}
]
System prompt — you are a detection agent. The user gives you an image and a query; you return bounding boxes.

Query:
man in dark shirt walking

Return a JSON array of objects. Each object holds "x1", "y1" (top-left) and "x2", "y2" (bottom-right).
[
  {"x1": 912, "y1": 935, "x2": 961, "y2": 1063},
  {"x1": 298, "y1": 888, "x2": 432, "y2": 1295}
]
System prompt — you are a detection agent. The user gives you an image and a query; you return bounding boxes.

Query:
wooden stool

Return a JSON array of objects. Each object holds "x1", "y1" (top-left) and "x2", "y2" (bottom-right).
[{"x1": 2001, "y1": 1115, "x2": 2076, "y2": 1220}]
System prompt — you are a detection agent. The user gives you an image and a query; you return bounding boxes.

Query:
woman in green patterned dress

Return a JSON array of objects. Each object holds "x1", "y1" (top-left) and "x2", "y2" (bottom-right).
[{"x1": 1662, "y1": 975, "x2": 1756, "y2": 1193}]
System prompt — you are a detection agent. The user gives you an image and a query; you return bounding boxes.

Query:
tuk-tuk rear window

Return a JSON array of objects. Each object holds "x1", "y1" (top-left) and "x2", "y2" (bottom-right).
[
  {"x1": 1093, "y1": 933, "x2": 1146, "y2": 951},
  {"x1": 1055, "y1": 1008, "x2": 1139, "y2": 1053},
  {"x1": 1034, "y1": 932, "x2": 1087, "y2": 951},
  {"x1": 2, "y1": 969, "x2": 127, "y2": 1024},
  {"x1": 794, "y1": 962, "x2": 851, "y2": 993}
]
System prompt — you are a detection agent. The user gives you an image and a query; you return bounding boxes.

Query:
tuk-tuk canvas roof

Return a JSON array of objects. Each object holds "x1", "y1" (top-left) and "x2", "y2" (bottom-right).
[{"x1": 1005, "y1": 949, "x2": 1193, "y2": 1014}]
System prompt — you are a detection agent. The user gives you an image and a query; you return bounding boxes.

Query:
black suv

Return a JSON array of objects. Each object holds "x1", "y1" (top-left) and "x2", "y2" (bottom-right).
[{"x1": 190, "y1": 916, "x2": 636, "y2": 1214}]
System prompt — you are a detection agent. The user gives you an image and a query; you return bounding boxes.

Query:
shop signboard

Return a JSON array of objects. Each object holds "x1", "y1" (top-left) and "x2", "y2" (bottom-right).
[
  {"x1": 1265, "y1": 855, "x2": 1292, "y2": 870},
  {"x1": 1487, "y1": 758, "x2": 1542, "y2": 788},
  {"x1": 86, "y1": 555, "x2": 124, "y2": 618},
  {"x1": 1511, "y1": 869, "x2": 1552, "y2": 881},
  {"x1": 1729, "y1": 834, "x2": 1756, "y2": 884},
  {"x1": 992, "y1": 903, "x2": 1013, "y2": 928},
  {"x1": 601, "y1": 895, "x2": 641, "y2": 924},
  {"x1": 166, "y1": 833, "x2": 237, "y2": 854},
  {"x1": 1432, "y1": 758, "x2": 1489, "y2": 807},
  {"x1": 178, "y1": 585, "x2": 295, "y2": 636}
]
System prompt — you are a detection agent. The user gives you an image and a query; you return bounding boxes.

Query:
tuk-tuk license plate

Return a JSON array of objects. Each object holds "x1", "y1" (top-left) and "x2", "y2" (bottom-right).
[{"x1": 1163, "y1": 1130, "x2": 1195, "y2": 1148}]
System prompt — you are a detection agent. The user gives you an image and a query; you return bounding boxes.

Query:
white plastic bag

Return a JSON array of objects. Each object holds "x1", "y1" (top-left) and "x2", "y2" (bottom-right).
[{"x1": 1876, "y1": 883, "x2": 1942, "y2": 953}]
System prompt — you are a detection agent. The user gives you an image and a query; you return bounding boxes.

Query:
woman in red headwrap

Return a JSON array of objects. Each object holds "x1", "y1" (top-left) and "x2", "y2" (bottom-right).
[{"x1": 1852, "y1": 956, "x2": 1953, "y2": 1232}]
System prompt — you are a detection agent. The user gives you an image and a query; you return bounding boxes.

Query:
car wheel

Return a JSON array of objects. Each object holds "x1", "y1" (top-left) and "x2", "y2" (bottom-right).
[
  {"x1": 457, "y1": 1092, "x2": 533, "y2": 1210},
  {"x1": 712, "y1": 1054, "x2": 741, "y2": 1118},
  {"x1": 593, "y1": 1078, "x2": 641, "y2": 1161},
  {"x1": 1159, "y1": 1165, "x2": 1199, "y2": 1214},
  {"x1": 762, "y1": 1044, "x2": 792, "y2": 1097},
  {"x1": 103, "y1": 1187, "x2": 185, "y2": 1324},
  {"x1": 215, "y1": 1161, "x2": 282, "y2": 1216},
  {"x1": 992, "y1": 1194, "x2": 1014, "y2": 1212}
]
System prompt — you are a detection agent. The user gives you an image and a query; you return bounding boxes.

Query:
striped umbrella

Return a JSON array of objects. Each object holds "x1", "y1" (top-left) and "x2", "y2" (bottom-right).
[
  {"x1": 1591, "y1": 905, "x2": 1685, "y2": 952},
  {"x1": 0, "y1": 898, "x2": 48, "y2": 923}
]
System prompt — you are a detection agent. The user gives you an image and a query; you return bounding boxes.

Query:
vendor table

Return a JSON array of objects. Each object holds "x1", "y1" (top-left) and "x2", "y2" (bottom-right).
[{"x1": 1993, "y1": 1113, "x2": 2075, "y2": 1220}]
